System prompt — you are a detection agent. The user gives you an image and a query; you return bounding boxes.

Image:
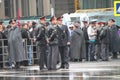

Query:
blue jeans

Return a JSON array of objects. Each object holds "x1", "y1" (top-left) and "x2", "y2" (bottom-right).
[
  {"x1": 27, "y1": 45, "x2": 33, "y2": 65},
  {"x1": 88, "y1": 41, "x2": 95, "y2": 61}
]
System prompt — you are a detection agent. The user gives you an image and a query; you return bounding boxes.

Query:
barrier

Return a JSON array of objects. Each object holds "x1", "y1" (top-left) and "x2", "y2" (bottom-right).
[{"x1": 0, "y1": 38, "x2": 39, "y2": 68}]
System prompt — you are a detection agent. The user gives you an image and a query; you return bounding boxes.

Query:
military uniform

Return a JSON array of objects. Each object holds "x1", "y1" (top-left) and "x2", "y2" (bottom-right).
[
  {"x1": 100, "y1": 26, "x2": 110, "y2": 61},
  {"x1": 57, "y1": 24, "x2": 70, "y2": 69},
  {"x1": 36, "y1": 23, "x2": 47, "y2": 70},
  {"x1": 47, "y1": 24, "x2": 59, "y2": 70}
]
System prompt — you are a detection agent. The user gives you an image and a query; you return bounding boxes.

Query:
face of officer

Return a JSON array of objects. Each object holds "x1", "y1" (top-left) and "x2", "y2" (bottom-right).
[
  {"x1": 108, "y1": 20, "x2": 115, "y2": 27},
  {"x1": 83, "y1": 21, "x2": 88, "y2": 27},
  {"x1": 40, "y1": 19, "x2": 46, "y2": 25},
  {"x1": 57, "y1": 19, "x2": 62, "y2": 25},
  {"x1": 51, "y1": 17, "x2": 57, "y2": 25},
  {"x1": 95, "y1": 23, "x2": 100, "y2": 29}
]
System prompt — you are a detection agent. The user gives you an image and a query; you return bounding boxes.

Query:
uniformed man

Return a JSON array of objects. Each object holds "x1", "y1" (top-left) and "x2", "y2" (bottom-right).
[
  {"x1": 36, "y1": 16, "x2": 48, "y2": 71},
  {"x1": 99, "y1": 21, "x2": 110, "y2": 61},
  {"x1": 47, "y1": 16, "x2": 59, "y2": 70},
  {"x1": 95, "y1": 22, "x2": 102, "y2": 60},
  {"x1": 82, "y1": 20, "x2": 89, "y2": 61},
  {"x1": 57, "y1": 17, "x2": 70, "y2": 69},
  {"x1": 108, "y1": 19, "x2": 120, "y2": 59}
]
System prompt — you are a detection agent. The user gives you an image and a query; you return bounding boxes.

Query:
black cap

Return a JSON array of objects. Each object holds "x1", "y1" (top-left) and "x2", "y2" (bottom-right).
[
  {"x1": 9, "y1": 19, "x2": 16, "y2": 24},
  {"x1": 57, "y1": 16, "x2": 62, "y2": 20},
  {"x1": 39, "y1": 16, "x2": 46, "y2": 20},
  {"x1": 50, "y1": 16, "x2": 56, "y2": 22},
  {"x1": 109, "y1": 19, "x2": 115, "y2": 22}
]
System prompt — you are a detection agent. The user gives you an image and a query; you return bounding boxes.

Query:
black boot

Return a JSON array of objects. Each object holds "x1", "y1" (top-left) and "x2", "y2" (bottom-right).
[{"x1": 15, "y1": 62, "x2": 20, "y2": 69}]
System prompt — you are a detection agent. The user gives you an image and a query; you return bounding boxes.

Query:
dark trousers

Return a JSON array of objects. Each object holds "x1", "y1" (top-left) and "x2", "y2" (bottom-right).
[
  {"x1": 47, "y1": 45, "x2": 59, "y2": 70},
  {"x1": 101, "y1": 44, "x2": 109, "y2": 61},
  {"x1": 38, "y1": 45, "x2": 47, "y2": 69},
  {"x1": 88, "y1": 42, "x2": 95, "y2": 61},
  {"x1": 112, "y1": 52, "x2": 118, "y2": 59},
  {"x1": 59, "y1": 46, "x2": 69, "y2": 67},
  {"x1": 95, "y1": 44, "x2": 101, "y2": 60},
  {"x1": 86, "y1": 43, "x2": 89, "y2": 61}
]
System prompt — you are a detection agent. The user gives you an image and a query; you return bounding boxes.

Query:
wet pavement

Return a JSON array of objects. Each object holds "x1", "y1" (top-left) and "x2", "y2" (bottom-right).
[{"x1": 0, "y1": 59, "x2": 120, "y2": 80}]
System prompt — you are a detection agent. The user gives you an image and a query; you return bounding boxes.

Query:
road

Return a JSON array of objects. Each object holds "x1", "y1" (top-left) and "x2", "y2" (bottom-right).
[{"x1": 0, "y1": 59, "x2": 120, "y2": 80}]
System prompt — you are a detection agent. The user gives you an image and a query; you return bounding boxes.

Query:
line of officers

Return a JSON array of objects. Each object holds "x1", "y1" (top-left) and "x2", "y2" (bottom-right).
[
  {"x1": 35, "y1": 16, "x2": 70, "y2": 71},
  {"x1": 35, "y1": 15, "x2": 120, "y2": 71}
]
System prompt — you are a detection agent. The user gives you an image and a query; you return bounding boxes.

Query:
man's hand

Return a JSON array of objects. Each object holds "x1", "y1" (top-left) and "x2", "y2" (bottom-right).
[
  {"x1": 67, "y1": 42, "x2": 71, "y2": 45},
  {"x1": 46, "y1": 38, "x2": 50, "y2": 44}
]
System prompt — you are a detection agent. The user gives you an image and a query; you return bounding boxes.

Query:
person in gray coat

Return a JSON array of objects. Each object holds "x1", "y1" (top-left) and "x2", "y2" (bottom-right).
[
  {"x1": 47, "y1": 16, "x2": 59, "y2": 70},
  {"x1": 108, "y1": 19, "x2": 120, "y2": 59},
  {"x1": 8, "y1": 19, "x2": 25, "y2": 68},
  {"x1": 70, "y1": 21, "x2": 86, "y2": 61},
  {"x1": 99, "y1": 22, "x2": 110, "y2": 61}
]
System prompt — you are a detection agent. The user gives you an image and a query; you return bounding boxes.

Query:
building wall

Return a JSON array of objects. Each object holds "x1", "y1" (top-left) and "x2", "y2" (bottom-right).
[
  {"x1": 43, "y1": 0, "x2": 50, "y2": 16},
  {"x1": 37, "y1": 0, "x2": 74, "y2": 17},
  {"x1": 80, "y1": 0, "x2": 113, "y2": 9},
  {"x1": 2, "y1": 0, "x2": 74, "y2": 18},
  {"x1": 29, "y1": 0, "x2": 37, "y2": 16},
  {"x1": 36, "y1": 0, "x2": 44, "y2": 16},
  {"x1": 0, "y1": 0, "x2": 5, "y2": 19},
  {"x1": 4, "y1": 0, "x2": 36, "y2": 18},
  {"x1": 54, "y1": 0, "x2": 74, "y2": 17}
]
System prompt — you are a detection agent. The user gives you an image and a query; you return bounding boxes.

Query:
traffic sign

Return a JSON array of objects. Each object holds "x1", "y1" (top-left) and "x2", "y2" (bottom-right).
[{"x1": 114, "y1": 1, "x2": 120, "y2": 16}]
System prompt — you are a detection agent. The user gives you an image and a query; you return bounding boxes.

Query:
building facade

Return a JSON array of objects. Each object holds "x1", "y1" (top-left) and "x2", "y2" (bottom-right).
[
  {"x1": 0, "y1": 0, "x2": 74, "y2": 19},
  {"x1": 51, "y1": 0, "x2": 74, "y2": 17},
  {"x1": 4, "y1": 0, "x2": 37, "y2": 18},
  {"x1": 79, "y1": 0, "x2": 113, "y2": 9},
  {"x1": 0, "y1": 0, "x2": 5, "y2": 19}
]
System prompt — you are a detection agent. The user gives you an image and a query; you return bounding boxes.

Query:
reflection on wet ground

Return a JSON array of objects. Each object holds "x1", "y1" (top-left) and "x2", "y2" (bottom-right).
[{"x1": 0, "y1": 60, "x2": 120, "y2": 80}]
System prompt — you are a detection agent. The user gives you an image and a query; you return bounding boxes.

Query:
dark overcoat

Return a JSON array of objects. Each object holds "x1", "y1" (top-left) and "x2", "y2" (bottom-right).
[
  {"x1": 70, "y1": 28, "x2": 86, "y2": 59},
  {"x1": 109, "y1": 24, "x2": 120, "y2": 52}
]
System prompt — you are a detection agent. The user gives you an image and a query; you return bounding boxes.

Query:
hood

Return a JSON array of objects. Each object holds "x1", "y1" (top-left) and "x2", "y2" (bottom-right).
[{"x1": 74, "y1": 28, "x2": 82, "y2": 35}]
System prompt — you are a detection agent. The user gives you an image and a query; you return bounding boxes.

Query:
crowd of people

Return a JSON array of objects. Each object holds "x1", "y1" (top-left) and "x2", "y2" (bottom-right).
[{"x1": 0, "y1": 16, "x2": 120, "y2": 71}]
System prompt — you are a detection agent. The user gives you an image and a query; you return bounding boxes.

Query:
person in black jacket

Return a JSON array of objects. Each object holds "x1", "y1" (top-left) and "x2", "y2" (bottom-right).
[
  {"x1": 100, "y1": 22, "x2": 110, "y2": 61},
  {"x1": 57, "y1": 17, "x2": 70, "y2": 69},
  {"x1": 36, "y1": 16, "x2": 48, "y2": 71},
  {"x1": 47, "y1": 16, "x2": 59, "y2": 70},
  {"x1": 21, "y1": 23, "x2": 32, "y2": 65},
  {"x1": 95, "y1": 22, "x2": 102, "y2": 61},
  {"x1": 82, "y1": 20, "x2": 89, "y2": 61},
  {"x1": 108, "y1": 19, "x2": 120, "y2": 59}
]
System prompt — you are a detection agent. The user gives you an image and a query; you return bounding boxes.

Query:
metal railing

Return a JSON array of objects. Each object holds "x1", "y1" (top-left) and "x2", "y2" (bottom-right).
[{"x1": 0, "y1": 38, "x2": 39, "y2": 68}]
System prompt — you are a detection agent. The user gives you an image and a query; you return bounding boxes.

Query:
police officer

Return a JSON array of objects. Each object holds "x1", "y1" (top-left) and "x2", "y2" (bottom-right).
[
  {"x1": 57, "y1": 17, "x2": 70, "y2": 69},
  {"x1": 47, "y1": 16, "x2": 59, "y2": 70},
  {"x1": 100, "y1": 21, "x2": 110, "y2": 61},
  {"x1": 95, "y1": 22, "x2": 102, "y2": 60},
  {"x1": 108, "y1": 19, "x2": 120, "y2": 59},
  {"x1": 36, "y1": 16, "x2": 48, "y2": 70},
  {"x1": 82, "y1": 20, "x2": 89, "y2": 61}
]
